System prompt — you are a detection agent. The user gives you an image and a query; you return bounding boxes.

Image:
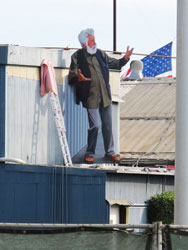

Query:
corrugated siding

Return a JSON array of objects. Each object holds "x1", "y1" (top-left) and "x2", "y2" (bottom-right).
[
  {"x1": 106, "y1": 172, "x2": 174, "y2": 226},
  {"x1": 3, "y1": 46, "x2": 122, "y2": 164},
  {"x1": 120, "y1": 80, "x2": 176, "y2": 160},
  {"x1": 67, "y1": 168, "x2": 107, "y2": 223},
  {"x1": 129, "y1": 207, "x2": 147, "y2": 231},
  {"x1": 0, "y1": 164, "x2": 107, "y2": 224},
  {"x1": 0, "y1": 65, "x2": 6, "y2": 157},
  {"x1": 106, "y1": 174, "x2": 174, "y2": 204},
  {"x1": 5, "y1": 67, "x2": 89, "y2": 164},
  {"x1": 6, "y1": 75, "x2": 63, "y2": 164},
  {"x1": 112, "y1": 103, "x2": 119, "y2": 154},
  {"x1": 64, "y1": 77, "x2": 88, "y2": 157}
]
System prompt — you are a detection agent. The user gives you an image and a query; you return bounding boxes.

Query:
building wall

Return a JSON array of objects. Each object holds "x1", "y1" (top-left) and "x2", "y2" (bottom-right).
[
  {"x1": 64, "y1": 76, "x2": 88, "y2": 158},
  {"x1": 106, "y1": 173, "x2": 174, "y2": 204},
  {"x1": 0, "y1": 65, "x2": 6, "y2": 157},
  {"x1": 0, "y1": 163, "x2": 107, "y2": 224},
  {"x1": 106, "y1": 172, "x2": 174, "y2": 225},
  {"x1": 5, "y1": 66, "x2": 88, "y2": 164},
  {"x1": 129, "y1": 206, "x2": 147, "y2": 232},
  {"x1": 0, "y1": 45, "x2": 122, "y2": 165},
  {"x1": 0, "y1": 162, "x2": 175, "y2": 224},
  {"x1": 112, "y1": 102, "x2": 120, "y2": 154}
]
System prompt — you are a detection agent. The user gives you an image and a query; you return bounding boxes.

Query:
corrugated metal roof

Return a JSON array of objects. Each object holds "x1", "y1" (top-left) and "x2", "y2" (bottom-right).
[{"x1": 120, "y1": 77, "x2": 176, "y2": 161}]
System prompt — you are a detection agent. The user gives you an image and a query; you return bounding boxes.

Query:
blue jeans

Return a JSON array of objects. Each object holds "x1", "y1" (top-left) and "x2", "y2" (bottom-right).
[{"x1": 86, "y1": 103, "x2": 114, "y2": 156}]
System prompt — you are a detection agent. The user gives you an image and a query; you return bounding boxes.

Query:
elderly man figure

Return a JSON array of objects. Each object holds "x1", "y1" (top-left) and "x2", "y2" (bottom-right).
[{"x1": 68, "y1": 28, "x2": 133, "y2": 164}]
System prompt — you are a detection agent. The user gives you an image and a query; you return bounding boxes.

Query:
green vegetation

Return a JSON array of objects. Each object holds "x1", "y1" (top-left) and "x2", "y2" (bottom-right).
[{"x1": 147, "y1": 191, "x2": 174, "y2": 224}]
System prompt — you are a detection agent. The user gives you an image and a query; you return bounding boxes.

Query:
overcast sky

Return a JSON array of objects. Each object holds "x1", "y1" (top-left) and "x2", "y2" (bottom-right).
[{"x1": 1, "y1": 0, "x2": 177, "y2": 73}]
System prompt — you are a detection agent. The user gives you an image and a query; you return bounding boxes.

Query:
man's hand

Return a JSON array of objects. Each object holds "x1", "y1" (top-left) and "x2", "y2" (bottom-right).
[
  {"x1": 124, "y1": 46, "x2": 134, "y2": 61},
  {"x1": 77, "y1": 69, "x2": 91, "y2": 82}
]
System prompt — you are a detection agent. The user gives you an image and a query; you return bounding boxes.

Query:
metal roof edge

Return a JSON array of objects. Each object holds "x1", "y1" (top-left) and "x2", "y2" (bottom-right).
[
  {"x1": 121, "y1": 77, "x2": 176, "y2": 85},
  {"x1": 106, "y1": 199, "x2": 133, "y2": 206},
  {"x1": 0, "y1": 44, "x2": 74, "y2": 68}
]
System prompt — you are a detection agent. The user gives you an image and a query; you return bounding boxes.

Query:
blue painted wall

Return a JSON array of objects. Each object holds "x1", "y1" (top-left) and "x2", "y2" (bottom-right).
[
  {"x1": 0, "y1": 46, "x2": 8, "y2": 64},
  {"x1": 0, "y1": 163, "x2": 107, "y2": 224},
  {"x1": 65, "y1": 168, "x2": 106, "y2": 223},
  {"x1": 0, "y1": 66, "x2": 6, "y2": 157}
]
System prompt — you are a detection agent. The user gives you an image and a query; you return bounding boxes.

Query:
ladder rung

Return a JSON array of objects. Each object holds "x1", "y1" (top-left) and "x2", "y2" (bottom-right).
[{"x1": 49, "y1": 92, "x2": 72, "y2": 166}]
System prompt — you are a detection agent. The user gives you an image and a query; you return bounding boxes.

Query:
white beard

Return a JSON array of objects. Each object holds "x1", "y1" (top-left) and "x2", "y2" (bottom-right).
[{"x1": 86, "y1": 43, "x2": 97, "y2": 54}]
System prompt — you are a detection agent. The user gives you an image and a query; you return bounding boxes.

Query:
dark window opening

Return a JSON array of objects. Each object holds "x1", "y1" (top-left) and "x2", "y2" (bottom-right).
[{"x1": 119, "y1": 205, "x2": 126, "y2": 224}]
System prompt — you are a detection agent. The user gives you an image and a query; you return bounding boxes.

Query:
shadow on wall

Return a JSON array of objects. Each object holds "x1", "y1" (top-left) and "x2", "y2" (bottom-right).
[
  {"x1": 31, "y1": 84, "x2": 50, "y2": 164},
  {"x1": 58, "y1": 49, "x2": 66, "y2": 68}
]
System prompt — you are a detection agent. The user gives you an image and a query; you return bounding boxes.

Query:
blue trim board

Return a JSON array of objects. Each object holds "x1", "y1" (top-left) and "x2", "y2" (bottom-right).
[
  {"x1": 0, "y1": 46, "x2": 8, "y2": 65},
  {"x1": 0, "y1": 65, "x2": 6, "y2": 157},
  {"x1": 0, "y1": 164, "x2": 108, "y2": 224}
]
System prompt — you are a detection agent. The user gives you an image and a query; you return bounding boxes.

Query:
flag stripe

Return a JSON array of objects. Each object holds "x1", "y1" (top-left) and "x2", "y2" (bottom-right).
[{"x1": 120, "y1": 42, "x2": 173, "y2": 79}]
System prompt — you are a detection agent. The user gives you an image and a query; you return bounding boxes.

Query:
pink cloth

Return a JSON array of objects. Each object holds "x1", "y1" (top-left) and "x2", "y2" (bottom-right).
[{"x1": 40, "y1": 59, "x2": 58, "y2": 96}]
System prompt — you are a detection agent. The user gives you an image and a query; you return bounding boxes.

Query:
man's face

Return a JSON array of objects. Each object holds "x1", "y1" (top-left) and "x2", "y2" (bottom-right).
[
  {"x1": 86, "y1": 34, "x2": 97, "y2": 54},
  {"x1": 88, "y1": 35, "x2": 96, "y2": 48}
]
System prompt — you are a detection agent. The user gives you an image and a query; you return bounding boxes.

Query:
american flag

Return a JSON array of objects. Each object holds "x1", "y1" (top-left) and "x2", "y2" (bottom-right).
[{"x1": 121, "y1": 42, "x2": 173, "y2": 79}]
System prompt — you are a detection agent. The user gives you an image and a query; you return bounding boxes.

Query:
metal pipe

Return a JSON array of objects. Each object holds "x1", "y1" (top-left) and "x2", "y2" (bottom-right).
[
  {"x1": 113, "y1": 0, "x2": 117, "y2": 52},
  {"x1": 169, "y1": 225, "x2": 188, "y2": 229},
  {"x1": 0, "y1": 223, "x2": 153, "y2": 229},
  {"x1": 175, "y1": 0, "x2": 188, "y2": 225},
  {"x1": 0, "y1": 158, "x2": 26, "y2": 164}
]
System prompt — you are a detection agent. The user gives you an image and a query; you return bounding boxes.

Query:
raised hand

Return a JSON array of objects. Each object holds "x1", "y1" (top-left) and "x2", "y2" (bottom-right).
[{"x1": 124, "y1": 46, "x2": 134, "y2": 61}]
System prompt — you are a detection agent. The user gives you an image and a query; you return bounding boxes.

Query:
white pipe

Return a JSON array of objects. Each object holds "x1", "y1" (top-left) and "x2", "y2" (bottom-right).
[
  {"x1": 175, "y1": 0, "x2": 188, "y2": 224},
  {"x1": 0, "y1": 157, "x2": 26, "y2": 164}
]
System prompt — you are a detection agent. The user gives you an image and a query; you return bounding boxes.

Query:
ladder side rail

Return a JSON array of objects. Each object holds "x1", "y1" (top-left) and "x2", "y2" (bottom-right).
[
  {"x1": 49, "y1": 92, "x2": 72, "y2": 167},
  {"x1": 54, "y1": 95, "x2": 72, "y2": 164}
]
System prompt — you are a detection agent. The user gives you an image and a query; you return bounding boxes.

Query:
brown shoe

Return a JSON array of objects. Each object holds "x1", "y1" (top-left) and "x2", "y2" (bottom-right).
[
  {"x1": 105, "y1": 153, "x2": 120, "y2": 163},
  {"x1": 84, "y1": 155, "x2": 94, "y2": 164}
]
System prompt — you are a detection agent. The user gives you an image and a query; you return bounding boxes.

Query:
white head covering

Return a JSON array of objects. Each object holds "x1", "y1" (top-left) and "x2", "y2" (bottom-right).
[{"x1": 78, "y1": 28, "x2": 95, "y2": 45}]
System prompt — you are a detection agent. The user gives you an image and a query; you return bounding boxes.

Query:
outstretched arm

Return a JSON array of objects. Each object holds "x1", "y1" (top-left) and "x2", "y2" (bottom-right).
[{"x1": 101, "y1": 46, "x2": 134, "y2": 70}]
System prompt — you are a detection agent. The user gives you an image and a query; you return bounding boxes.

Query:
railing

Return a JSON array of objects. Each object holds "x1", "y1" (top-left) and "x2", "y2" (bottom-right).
[{"x1": 0, "y1": 222, "x2": 187, "y2": 250}]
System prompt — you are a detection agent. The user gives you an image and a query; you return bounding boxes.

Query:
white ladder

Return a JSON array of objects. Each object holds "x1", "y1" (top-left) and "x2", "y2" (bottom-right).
[{"x1": 49, "y1": 92, "x2": 72, "y2": 167}]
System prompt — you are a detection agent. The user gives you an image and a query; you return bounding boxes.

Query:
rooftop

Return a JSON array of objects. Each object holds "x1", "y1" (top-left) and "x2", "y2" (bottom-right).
[{"x1": 120, "y1": 77, "x2": 176, "y2": 164}]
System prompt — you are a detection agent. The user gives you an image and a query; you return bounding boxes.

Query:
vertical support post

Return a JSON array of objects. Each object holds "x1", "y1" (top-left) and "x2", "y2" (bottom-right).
[
  {"x1": 157, "y1": 221, "x2": 163, "y2": 250},
  {"x1": 175, "y1": 0, "x2": 188, "y2": 224},
  {"x1": 151, "y1": 222, "x2": 158, "y2": 250},
  {"x1": 151, "y1": 222, "x2": 162, "y2": 250},
  {"x1": 113, "y1": 0, "x2": 117, "y2": 52},
  {"x1": 125, "y1": 207, "x2": 129, "y2": 224}
]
